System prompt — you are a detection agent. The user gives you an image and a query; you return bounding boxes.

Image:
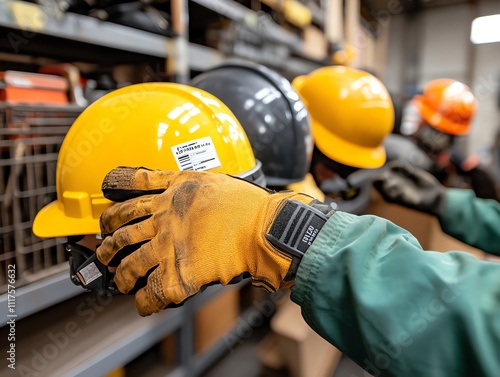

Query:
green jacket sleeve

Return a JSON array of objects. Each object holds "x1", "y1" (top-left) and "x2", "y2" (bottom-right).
[
  {"x1": 291, "y1": 211, "x2": 500, "y2": 377},
  {"x1": 439, "y1": 188, "x2": 500, "y2": 256}
]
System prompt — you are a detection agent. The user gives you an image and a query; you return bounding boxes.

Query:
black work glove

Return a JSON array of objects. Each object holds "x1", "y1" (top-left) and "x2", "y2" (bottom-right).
[{"x1": 373, "y1": 162, "x2": 447, "y2": 217}]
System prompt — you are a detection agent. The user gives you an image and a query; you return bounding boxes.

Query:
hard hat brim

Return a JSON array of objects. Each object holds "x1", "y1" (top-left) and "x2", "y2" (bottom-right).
[
  {"x1": 312, "y1": 120, "x2": 387, "y2": 169},
  {"x1": 33, "y1": 201, "x2": 100, "y2": 238},
  {"x1": 34, "y1": 161, "x2": 265, "y2": 239},
  {"x1": 413, "y1": 97, "x2": 470, "y2": 136}
]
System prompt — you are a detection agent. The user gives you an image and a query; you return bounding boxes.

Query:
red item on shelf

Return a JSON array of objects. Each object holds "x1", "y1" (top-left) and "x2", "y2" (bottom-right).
[{"x1": 0, "y1": 70, "x2": 69, "y2": 105}]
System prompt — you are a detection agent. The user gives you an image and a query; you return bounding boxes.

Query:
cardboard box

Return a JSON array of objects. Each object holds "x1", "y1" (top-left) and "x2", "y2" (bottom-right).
[
  {"x1": 259, "y1": 293, "x2": 342, "y2": 377},
  {"x1": 367, "y1": 190, "x2": 485, "y2": 259},
  {"x1": 259, "y1": 333, "x2": 286, "y2": 371},
  {"x1": 194, "y1": 286, "x2": 240, "y2": 354}
]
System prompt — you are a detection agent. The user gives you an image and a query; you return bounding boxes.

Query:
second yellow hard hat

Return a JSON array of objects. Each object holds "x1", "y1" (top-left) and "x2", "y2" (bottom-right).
[{"x1": 293, "y1": 66, "x2": 394, "y2": 169}]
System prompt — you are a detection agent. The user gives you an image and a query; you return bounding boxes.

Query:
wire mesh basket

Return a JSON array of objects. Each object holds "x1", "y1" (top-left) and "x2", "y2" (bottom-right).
[{"x1": 0, "y1": 103, "x2": 83, "y2": 293}]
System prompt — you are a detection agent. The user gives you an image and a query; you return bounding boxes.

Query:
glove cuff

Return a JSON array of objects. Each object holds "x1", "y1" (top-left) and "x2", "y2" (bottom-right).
[{"x1": 266, "y1": 199, "x2": 335, "y2": 284}]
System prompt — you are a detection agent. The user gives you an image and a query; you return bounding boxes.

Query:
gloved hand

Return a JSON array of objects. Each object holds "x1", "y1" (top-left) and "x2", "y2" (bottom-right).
[
  {"x1": 373, "y1": 162, "x2": 447, "y2": 217},
  {"x1": 450, "y1": 152, "x2": 480, "y2": 173},
  {"x1": 97, "y1": 167, "x2": 324, "y2": 316}
]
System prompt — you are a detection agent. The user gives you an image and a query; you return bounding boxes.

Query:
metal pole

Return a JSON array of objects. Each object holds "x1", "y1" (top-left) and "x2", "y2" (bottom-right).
[{"x1": 168, "y1": 0, "x2": 190, "y2": 83}]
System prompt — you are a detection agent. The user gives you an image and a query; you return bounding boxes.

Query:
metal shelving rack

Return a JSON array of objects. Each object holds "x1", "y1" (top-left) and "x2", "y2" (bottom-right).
[
  {"x1": 191, "y1": 0, "x2": 323, "y2": 74},
  {"x1": 0, "y1": 0, "x2": 321, "y2": 73},
  {"x1": 192, "y1": 0, "x2": 303, "y2": 49},
  {"x1": 0, "y1": 0, "x2": 325, "y2": 375},
  {"x1": 0, "y1": 268, "x2": 81, "y2": 320},
  {"x1": 0, "y1": 283, "x2": 255, "y2": 377},
  {"x1": 0, "y1": 0, "x2": 224, "y2": 70}
]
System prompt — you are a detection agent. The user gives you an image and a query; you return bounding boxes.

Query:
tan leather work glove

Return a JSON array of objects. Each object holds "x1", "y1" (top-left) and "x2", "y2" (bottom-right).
[{"x1": 97, "y1": 167, "x2": 331, "y2": 316}]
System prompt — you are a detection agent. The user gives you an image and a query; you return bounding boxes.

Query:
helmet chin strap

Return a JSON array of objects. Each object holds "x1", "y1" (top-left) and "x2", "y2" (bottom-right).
[{"x1": 65, "y1": 241, "x2": 121, "y2": 296}]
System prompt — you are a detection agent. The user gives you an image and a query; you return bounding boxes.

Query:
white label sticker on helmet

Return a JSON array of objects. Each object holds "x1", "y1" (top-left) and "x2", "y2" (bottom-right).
[{"x1": 171, "y1": 137, "x2": 222, "y2": 171}]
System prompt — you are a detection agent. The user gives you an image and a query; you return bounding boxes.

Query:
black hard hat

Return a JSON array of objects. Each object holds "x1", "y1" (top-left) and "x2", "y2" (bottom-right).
[
  {"x1": 56, "y1": 0, "x2": 92, "y2": 14},
  {"x1": 92, "y1": 2, "x2": 171, "y2": 36},
  {"x1": 191, "y1": 62, "x2": 312, "y2": 187}
]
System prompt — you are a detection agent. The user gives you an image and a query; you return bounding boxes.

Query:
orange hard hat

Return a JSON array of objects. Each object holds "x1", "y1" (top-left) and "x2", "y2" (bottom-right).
[{"x1": 413, "y1": 79, "x2": 477, "y2": 135}]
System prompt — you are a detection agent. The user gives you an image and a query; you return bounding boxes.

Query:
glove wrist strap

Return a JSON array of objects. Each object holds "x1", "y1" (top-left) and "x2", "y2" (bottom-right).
[{"x1": 266, "y1": 200, "x2": 333, "y2": 281}]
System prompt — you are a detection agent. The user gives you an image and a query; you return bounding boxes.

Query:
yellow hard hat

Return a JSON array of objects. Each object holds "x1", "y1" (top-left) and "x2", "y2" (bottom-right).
[
  {"x1": 33, "y1": 83, "x2": 262, "y2": 238},
  {"x1": 292, "y1": 66, "x2": 394, "y2": 168}
]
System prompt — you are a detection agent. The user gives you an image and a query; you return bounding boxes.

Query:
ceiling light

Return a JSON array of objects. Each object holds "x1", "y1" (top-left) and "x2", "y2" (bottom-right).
[{"x1": 471, "y1": 14, "x2": 500, "y2": 44}]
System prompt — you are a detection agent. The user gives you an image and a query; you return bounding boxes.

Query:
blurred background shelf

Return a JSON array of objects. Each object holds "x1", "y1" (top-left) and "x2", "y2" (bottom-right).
[
  {"x1": 0, "y1": 283, "x2": 249, "y2": 377},
  {"x1": 191, "y1": 0, "x2": 303, "y2": 51},
  {"x1": 0, "y1": 0, "x2": 219, "y2": 69},
  {"x1": 0, "y1": 1, "x2": 165, "y2": 64},
  {"x1": 0, "y1": 293, "x2": 182, "y2": 377},
  {"x1": 0, "y1": 268, "x2": 81, "y2": 322},
  {"x1": 0, "y1": 0, "x2": 322, "y2": 74}
]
